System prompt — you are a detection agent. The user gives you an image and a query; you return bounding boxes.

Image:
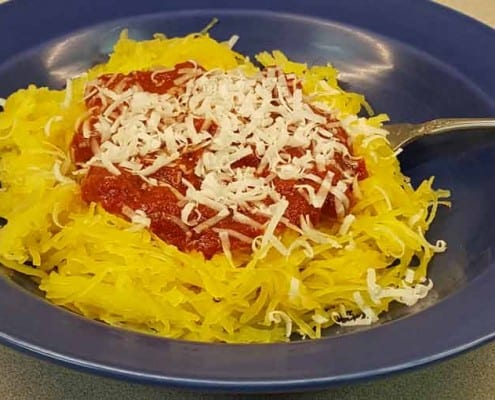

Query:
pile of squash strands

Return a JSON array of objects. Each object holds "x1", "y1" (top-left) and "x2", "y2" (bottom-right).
[{"x1": 0, "y1": 31, "x2": 449, "y2": 343}]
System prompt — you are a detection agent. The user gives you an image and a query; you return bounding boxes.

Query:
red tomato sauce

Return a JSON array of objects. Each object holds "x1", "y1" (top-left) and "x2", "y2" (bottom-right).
[{"x1": 71, "y1": 63, "x2": 367, "y2": 259}]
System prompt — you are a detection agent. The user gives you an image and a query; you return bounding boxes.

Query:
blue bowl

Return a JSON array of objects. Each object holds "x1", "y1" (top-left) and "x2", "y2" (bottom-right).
[{"x1": 1, "y1": 0, "x2": 495, "y2": 392}]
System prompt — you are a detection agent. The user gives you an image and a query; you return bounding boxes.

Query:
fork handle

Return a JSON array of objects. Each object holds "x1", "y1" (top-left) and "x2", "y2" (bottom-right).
[
  {"x1": 418, "y1": 118, "x2": 495, "y2": 135},
  {"x1": 388, "y1": 117, "x2": 495, "y2": 150}
]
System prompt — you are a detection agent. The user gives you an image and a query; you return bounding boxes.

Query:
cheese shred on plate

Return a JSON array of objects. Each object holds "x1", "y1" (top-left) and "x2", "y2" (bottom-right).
[{"x1": 0, "y1": 30, "x2": 450, "y2": 343}]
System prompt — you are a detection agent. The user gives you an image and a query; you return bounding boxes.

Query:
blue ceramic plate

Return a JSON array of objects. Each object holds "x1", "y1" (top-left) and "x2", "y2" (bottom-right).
[{"x1": 1, "y1": 0, "x2": 495, "y2": 393}]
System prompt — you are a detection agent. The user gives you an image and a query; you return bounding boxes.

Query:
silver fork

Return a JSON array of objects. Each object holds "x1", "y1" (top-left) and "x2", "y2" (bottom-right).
[{"x1": 385, "y1": 118, "x2": 495, "y2": 151}]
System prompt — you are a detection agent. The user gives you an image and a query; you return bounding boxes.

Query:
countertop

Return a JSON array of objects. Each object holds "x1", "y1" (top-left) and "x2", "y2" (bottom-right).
[{"x1": 1, "y1": 1, "x2": 495, "y2": 399}]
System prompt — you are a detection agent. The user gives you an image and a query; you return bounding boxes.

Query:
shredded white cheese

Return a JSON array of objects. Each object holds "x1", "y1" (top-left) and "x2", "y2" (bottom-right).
[
  {"x1": 331, "y1": 291, "x2": 379, "y2": 327},
  {"x1": 122, "y1": 207, "x2": 151, "y2": 231},
  {"x1": 312, "y1": 313, "x2": 329, "y2": 324},
  {"x1": 405, "y1": 268, "x2": 415, "y2": 284},
  {"x1": 62, "y1": 78, "x2": 73, "y2": 109},
  {"x1": 338, "y1": 214, "x2": 356, "y2": 235},
  {"x1": 52, "y1": 160, "x2": 74, "y2": 185},
  {"x1": 288, "y1": 277, "x2": 300, "y2": 302},
  {"x1": 218, "y1": 230, "x2": 233, "y2": 265},
  {"x1": 431, "y1": 239, "x2": 447, "y2": 253},
  {"x1": 267, "y1": 310, "x2": 292, "y2": 338},
  {"x1": 366, "y1": 268, "x2": 433, "y2": 307},
  {"x1": 226, "y1": 34, "x2": 240, "y2": 49},
  {"x1": 130, "y1": 209, "x2": 151, "y2": 228}
]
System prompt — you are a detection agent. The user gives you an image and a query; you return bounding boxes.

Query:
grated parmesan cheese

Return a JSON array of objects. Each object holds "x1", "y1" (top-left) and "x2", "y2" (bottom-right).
[
  {"x1": 52, "y1": 160, "x2": 74, "y2": 185},
  {"x1": 267, "y1": 310, "x2": 293, "y2": 338},
  {"x1": 62, "y1": 79, "x2": 73, "y2": 109},
  {"x1": 288, "y1": 277, "x2": 300, "y2": 301},
  {"x1": 366, "y1": 268, "x2": 433, "y2": 307}
]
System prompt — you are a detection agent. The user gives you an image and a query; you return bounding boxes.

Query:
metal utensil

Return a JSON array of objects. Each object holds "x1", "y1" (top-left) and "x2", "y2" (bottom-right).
[{"x1": 385, "y1": 118, "x2": 495, "y2": 151}]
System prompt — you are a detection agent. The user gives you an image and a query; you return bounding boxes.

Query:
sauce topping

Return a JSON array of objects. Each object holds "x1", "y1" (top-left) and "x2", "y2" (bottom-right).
[{"x1": 71, "y1": 62, "x2": 367, "y2": 258}]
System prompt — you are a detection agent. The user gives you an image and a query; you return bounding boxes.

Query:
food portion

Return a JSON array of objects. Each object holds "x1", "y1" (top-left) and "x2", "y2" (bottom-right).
[
  {"x1": 0, "y1": 30, "x2": 450, "y2": 343},
  {"x1": 73, "y1": 63, "x2": 366, "y2": 259}
]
